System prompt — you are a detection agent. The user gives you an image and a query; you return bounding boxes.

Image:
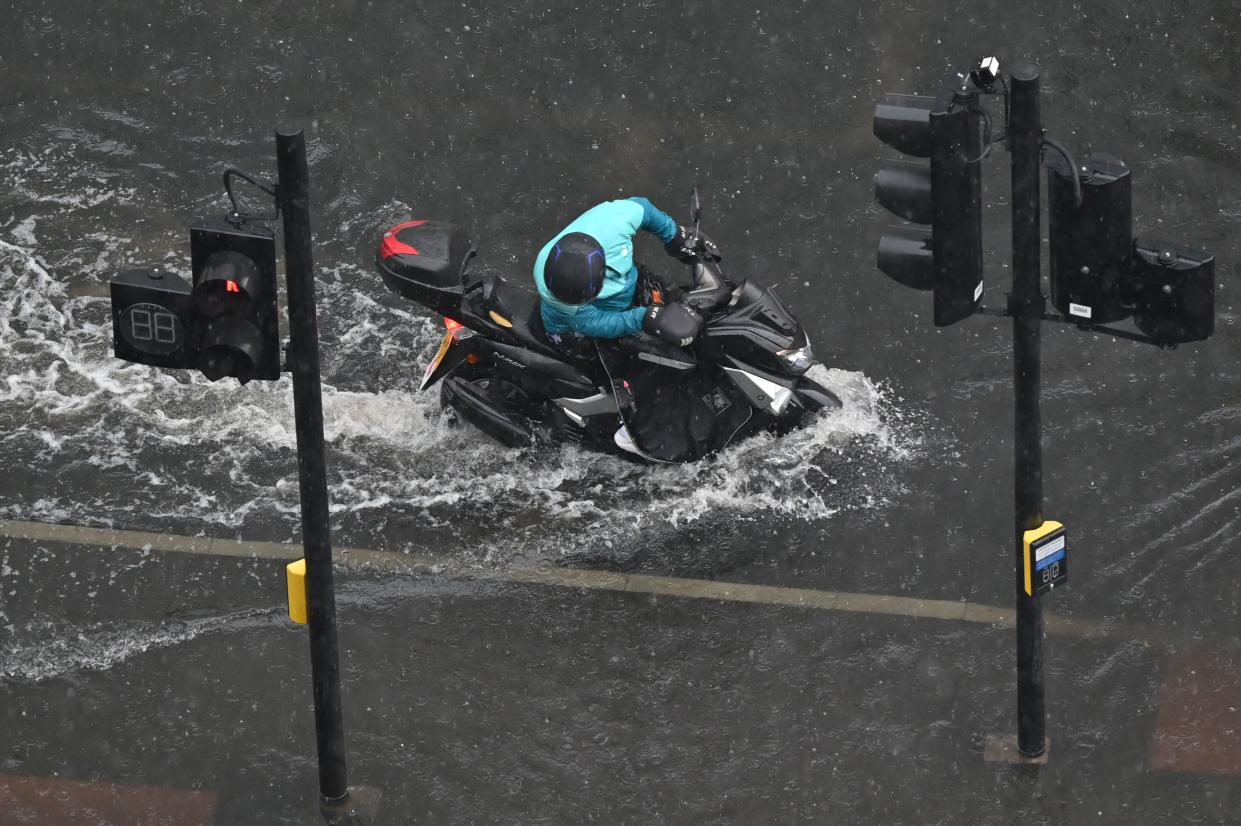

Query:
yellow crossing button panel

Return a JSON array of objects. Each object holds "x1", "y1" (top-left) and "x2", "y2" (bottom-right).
[{"x1": 1023, "y1": 521, "x2": 1067, "y2": 597}]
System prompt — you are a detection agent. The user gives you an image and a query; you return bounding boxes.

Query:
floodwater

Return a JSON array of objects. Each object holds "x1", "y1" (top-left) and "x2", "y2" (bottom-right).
[{"x1": 1, "y1": 0, "x2": 1239, "y2": 823}]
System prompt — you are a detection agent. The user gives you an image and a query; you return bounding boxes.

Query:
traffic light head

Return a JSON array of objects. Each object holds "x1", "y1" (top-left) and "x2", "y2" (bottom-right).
[
  {"x1": 874, "y1": 74, "x2": 985, "y2": 327},
  {"x1": 190, "y1": 219, "x2": 280, "y2": 383},
  {"x1": 1047, "y1": 152, "x2": 1132, "y2": 324},
  {"x1": 876, "y1": 226, "x2": 933, "y2": 291},
  {"x1": 1127, "y1": 239, "x2": 1214, "y2": 345},
  {"x1": 195, "y1": 250, "x2": 260, "y2": 318},
  {"x1": 110, "y1": 219, "x2": 282, "y2": 382},
  {"x1": 873, "y1": 94, "x2": 934, "y2": 158},
  {"x1": 1048, "y1": 152, "x2": 1215, "y2": 345}
]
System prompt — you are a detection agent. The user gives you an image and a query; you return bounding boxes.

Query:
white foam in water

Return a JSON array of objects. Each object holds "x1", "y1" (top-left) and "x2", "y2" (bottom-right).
[
  {"x1": 10, "y1": 217, "x2": 39, "y2": 247},
  {"x1": 0, "y1": 116, "x2": 927, "y2": 689},
  {"x1": 0, "y1": 610, "x2": 278, "y2": 685},
  {"x1": 0, "y1": 236, "x2": 920, "y2": 560},
  {"x1": 0, "y1": 127, "x2": 922, "y2": 565}
]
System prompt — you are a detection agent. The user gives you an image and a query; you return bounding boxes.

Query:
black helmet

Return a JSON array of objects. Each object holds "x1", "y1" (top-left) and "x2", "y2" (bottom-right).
[{"x1": 544, "y1": 232, "x2": 606, "y2": 305}]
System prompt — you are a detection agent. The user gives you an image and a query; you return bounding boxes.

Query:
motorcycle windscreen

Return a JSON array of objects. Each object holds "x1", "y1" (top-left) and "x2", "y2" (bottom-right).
[{"x1": 596, "y1": 341, "x2": 751, "y2": 463}]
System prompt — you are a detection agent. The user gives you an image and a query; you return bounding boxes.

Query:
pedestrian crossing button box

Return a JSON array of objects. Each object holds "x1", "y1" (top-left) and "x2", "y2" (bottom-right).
[{"x1": 1023, "y1": 521, "x2": 1067, "y2": 597}]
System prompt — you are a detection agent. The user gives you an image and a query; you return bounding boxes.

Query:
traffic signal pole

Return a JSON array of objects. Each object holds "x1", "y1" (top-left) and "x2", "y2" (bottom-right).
[
  {"x1": 1007, "y1": 64, "x2": 1047, "y2": 758},
  {"x1": 275, "y1": 129, "x2": 350, "y2": 804},
  {"x1": 872, "y1": 55, "x2": 1215, "y2": 761}
]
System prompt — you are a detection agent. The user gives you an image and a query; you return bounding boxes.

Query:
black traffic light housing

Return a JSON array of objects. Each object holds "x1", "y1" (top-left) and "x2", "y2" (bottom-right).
[
  {"x1": 191, "y1": 218, "x2": 281, "y2": 382},
  {"x1": 874, "y1": 69, "x2": 986, "y2": 327},
  {"x1": 1127, "y1": 239, "x2": 1214, "y2": 345},
  {"x1": 1048, "y1": 152, "x2": 1215, "y2": 346},
  {"x1": 110, "y1": 268, "x2": 198, "y2": 369},
  {"x1": 109, "y1": 216, "x2": 282, "y2": 383},
  {"x1": 1047, "y1": 152, "x2": 1132, "y2": 324}
]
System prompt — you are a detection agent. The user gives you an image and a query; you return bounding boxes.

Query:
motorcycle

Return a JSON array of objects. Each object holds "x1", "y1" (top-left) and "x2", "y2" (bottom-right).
[{"x1": 374, "y1": 191, "x2": 841, "y2": 463}]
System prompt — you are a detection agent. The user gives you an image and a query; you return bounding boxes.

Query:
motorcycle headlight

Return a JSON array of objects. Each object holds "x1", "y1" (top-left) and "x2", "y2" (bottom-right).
[{"x1": 777, "y1": 341, "x2": 814, "y2": 374}]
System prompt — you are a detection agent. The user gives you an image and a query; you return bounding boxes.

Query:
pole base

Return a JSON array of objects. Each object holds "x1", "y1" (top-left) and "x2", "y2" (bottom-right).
[
  {"x1": 983, "y1": 734, "x2": 1050, "y2": 765},
  {"x1": 320, "y1": 785, "x2": 382, "y2": 825}
]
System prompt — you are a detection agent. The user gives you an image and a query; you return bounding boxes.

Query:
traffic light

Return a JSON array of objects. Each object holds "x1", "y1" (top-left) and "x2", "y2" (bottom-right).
[
  {"x1": 110, "y1": 216, "x2": 281, "y2": 383},
  {"x1": 874, "y1": 71, "x2": 985, "y2": 327},
  {"x1": 1127, "y1": 239, "x2": 1214, "y2": 345},
  {"x1": 1047, "y1": 152, "x2": 1132, "y2": 324},
  {"x1": 1048, "y1": 152, "x2": 1215, "y2": 345},
  {"x1": 190, "y1": 218, "x2": 280, "y2": 383}
]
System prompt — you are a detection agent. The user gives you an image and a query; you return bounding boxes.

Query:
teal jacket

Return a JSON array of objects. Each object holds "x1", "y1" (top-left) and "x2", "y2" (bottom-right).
[{"x1": 533, "y1": 197, "x2": 678, "y2": 338}]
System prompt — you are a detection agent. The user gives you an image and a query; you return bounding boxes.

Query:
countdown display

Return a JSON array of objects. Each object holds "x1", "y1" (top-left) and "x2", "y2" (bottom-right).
[
  {"x1": 109, "y1": 268, "x2": 197, "y2": 369},
  {"x1": 119, "y1": 302, "x2": 185, "y2": 355}
]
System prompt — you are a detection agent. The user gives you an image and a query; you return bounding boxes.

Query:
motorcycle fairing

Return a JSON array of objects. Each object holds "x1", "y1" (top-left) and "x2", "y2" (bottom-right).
[
  {"x1": 552, "y1": 391, "x2": 618, "y2": 426},
  {"x1": 486, "y1": 339, "x2": 596, "y2": 398},
  {"x1": 721, "y1": 363, "x2": 796, "y2": 415},
  {"x1": 420, "y1": 330, "x2": 480, "y2": 391}
]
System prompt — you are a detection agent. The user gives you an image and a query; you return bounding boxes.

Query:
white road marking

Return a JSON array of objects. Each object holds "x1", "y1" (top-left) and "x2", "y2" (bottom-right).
[{"x1": 0, "y1": 518, "x2": 1158, "y2": 646}]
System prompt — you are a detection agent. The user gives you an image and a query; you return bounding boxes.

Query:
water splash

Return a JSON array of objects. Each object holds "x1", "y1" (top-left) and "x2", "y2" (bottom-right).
[
  {"x1": 0, "y1": 123, "x2": 924, "y2": 565},
  {"x1": 0, "y1": 228, "x2": 921, "y2": 562},
  {"x1": 0, "y1": 608, "x2": 279, "y2": 685}
]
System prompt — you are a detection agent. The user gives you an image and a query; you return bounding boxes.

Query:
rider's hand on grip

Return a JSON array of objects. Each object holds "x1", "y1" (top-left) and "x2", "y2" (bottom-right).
[
  {"x1": 665, "y1": 225, "x2": 721, "y2": 263},
  {"x1": 642, "y1": 301, "x2": 702, "y2": 348},
  {"x1": 664, "y1": 225, "x2": 698, "y2": 263},
  {"x1": 695, "y1": 231, "x2": 721, "y2": 262}
]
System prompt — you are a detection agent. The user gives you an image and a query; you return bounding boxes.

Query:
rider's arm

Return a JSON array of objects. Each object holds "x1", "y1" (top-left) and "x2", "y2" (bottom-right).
[
  {"x1": 566, "y1": 303, "x2": 648, "y2": 338},
  {"x1": 627, "y1": 197, "x2": 678, "y2": 244}
]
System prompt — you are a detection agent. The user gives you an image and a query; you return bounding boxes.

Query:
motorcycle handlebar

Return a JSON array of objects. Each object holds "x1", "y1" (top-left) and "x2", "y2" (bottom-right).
[{"x1": 684, "y1": 259, "x2": 733, "y2": 313}]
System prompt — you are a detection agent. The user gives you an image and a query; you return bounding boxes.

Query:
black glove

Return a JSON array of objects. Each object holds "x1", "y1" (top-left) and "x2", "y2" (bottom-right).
[
  {"x1": 695, "y1": 231, "x2": 721, "y2": 261},
  {"x1": 642, "y1": 301, "x2": 702, "y2": 347},
  {"x1": 664, "y1": 225, "x2": 721, "y2": 262},
  {"x1": 664, "y1": 225, "x2": 697, "y2": 262}
]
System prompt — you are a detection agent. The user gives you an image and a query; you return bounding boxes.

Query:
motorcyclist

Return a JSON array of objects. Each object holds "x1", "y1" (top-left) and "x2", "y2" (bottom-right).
[
  {"x1": 532, "y1": 196, "x2": 713, "y2": 455},
  {"x1": 532, "y1": 196, "x2": 706, "y2": 351}
]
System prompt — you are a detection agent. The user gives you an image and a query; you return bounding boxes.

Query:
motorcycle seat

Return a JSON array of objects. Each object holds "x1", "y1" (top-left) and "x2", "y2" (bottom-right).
[{"x1": 478, "y1": 275, "x2": 560, "y2": 358}]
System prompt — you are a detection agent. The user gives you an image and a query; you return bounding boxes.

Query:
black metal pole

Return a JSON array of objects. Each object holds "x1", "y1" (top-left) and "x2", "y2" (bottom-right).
[
  {"x1": 276, "y1": 128, "x2": 350, "y2": 802},
  {"x1": 1007, "y1": 64, "x2": 1047, "y2": 758}
]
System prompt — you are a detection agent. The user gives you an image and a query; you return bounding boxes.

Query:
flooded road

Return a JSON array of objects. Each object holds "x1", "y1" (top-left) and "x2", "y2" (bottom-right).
[{"x1": 1, "y1": 0, "x2": 1239, "y2": 822}]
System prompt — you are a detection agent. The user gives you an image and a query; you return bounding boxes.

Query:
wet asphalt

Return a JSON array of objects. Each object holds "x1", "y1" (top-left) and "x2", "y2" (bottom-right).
[
  {"x1": 5, "y1": 529, "x2": 1239, "y2": 825},
  {"x1": 3, "y1": 0, "x2": 1241, "y2": 822}
]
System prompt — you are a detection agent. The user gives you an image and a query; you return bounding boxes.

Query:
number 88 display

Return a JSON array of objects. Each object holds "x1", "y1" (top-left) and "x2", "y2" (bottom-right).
[{"x1": 120, "y1": 302, "x2": 185, "y2": 356}]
